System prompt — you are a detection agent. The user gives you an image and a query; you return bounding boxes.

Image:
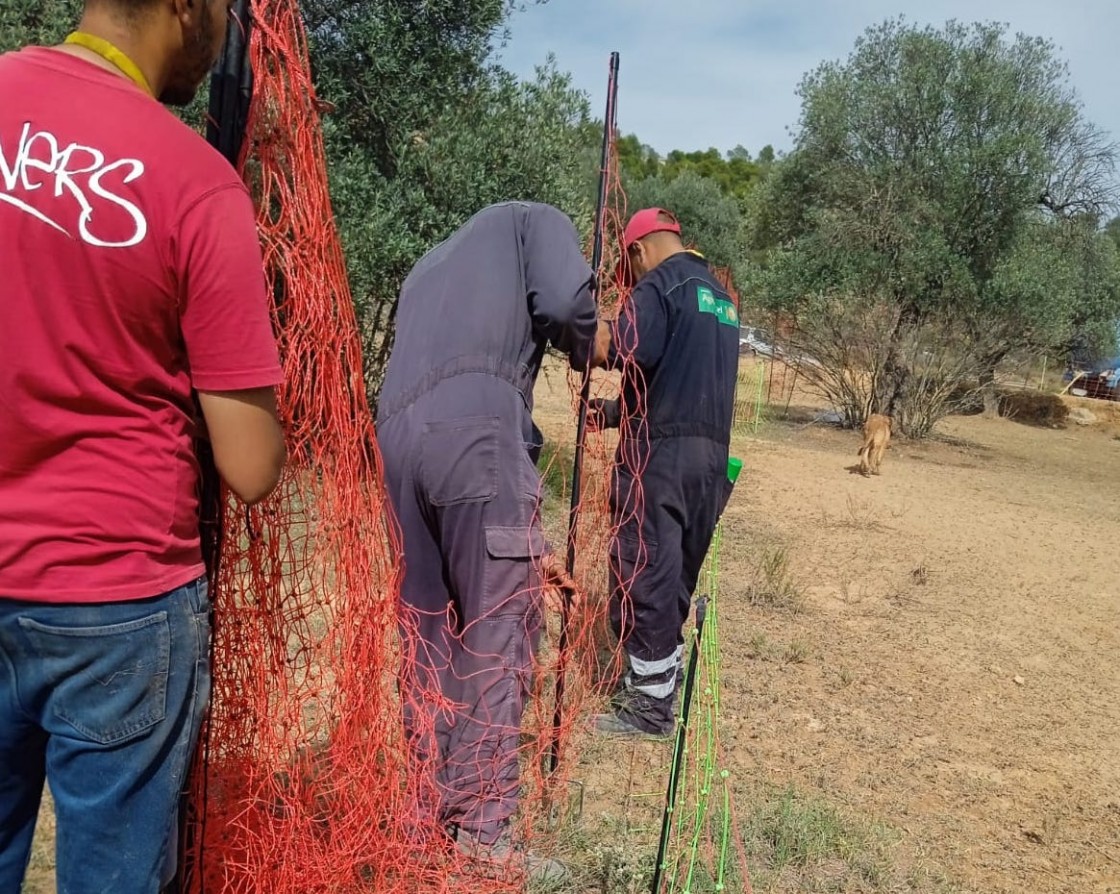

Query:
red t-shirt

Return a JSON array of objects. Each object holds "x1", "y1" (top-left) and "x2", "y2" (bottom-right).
[{"x1": 0, "y1": 48, "x2": 283, "y2": 603}]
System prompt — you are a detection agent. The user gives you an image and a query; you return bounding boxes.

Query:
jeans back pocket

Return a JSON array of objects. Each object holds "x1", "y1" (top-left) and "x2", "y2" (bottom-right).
[{"x1": 18, "y1": 612, "x2": 171, "y2": 745}]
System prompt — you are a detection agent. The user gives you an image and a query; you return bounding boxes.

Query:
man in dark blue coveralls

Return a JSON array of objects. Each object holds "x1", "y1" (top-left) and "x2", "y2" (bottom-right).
[
  {"x1": 376, "y1": 202, "x2": 605, "y2": 879},
  {"x1": 590, "y1": 207, "x2": 739, "y2": 737}
]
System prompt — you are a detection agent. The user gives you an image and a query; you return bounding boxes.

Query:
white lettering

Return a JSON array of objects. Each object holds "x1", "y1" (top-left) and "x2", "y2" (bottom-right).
[
  {"x1": 85, "y1": 159, "x2": 147, "y2": 248},
  {"x1": 0, "y1": 122, "x2": 30, "y2": 191},
  {"x1": 0, "y1": 121, "x2": 149, "y2": 248},
  {"x1": 20, "y1": 130, "x2": 58, "y2": 193},
  {"x1": 54, "y1": 143, "x2": 105, "y2": 205}
]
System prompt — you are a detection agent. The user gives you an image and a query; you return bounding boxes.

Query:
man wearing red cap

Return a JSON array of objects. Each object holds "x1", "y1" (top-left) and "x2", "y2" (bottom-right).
[{"x1": 591, "y1": 208, "x2": 739, "y2": 736}]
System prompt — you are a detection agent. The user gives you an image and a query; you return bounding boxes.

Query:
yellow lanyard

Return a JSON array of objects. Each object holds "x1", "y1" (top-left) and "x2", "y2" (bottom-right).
[{"x1": 64, "y1": 32, "x2": 153, "y2": 96}]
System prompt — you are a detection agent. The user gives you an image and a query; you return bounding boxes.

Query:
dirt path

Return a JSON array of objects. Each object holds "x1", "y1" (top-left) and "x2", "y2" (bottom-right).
[{"x1": 714, "y1": 408, "x2": 1120, "y2": 893}]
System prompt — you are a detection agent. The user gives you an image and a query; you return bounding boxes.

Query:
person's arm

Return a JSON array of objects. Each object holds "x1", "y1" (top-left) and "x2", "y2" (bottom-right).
[
  {"x1": 522, "y1": 205, "x2": 599, "y2": 370},
  {"x1": 605, "y1": 278, "x2": 670, "y2": 372},
  {"x1": 178, "y1": 185, "x2": 286, "y2": 505},
  {"x1": 197, "y1": 389, "x2": 285, "y2": 505},
  {"x1": 590, "y1": 319, "x2": 612, "y2": 369}
]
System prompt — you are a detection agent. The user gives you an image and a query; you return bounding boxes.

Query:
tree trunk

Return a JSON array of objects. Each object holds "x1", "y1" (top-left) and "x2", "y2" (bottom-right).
[
  {"x1": 980, "y1": 360, "x2": 1001, "y2": 418},
  {"x1": 874, "y1": 305, "x2": 915, "y2": 427},
  {"x1": 876, "y1": 346, "x2": 910, "y2": 426}
]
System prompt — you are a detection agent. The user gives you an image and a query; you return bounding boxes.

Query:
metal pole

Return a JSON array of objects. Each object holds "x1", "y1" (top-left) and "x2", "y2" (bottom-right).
[
  {"x1": 206, "y1": 0, "x2": 254, "y2": 170},
  {"x1": 197, "y1": 0, "x2": 254, "y2": 580},
  {"x1": 548, "y1": 51, "x2": 620, "y2": 776},
  {"x1": 173, "y1": 10, "x2": 255, "y2": 891}
]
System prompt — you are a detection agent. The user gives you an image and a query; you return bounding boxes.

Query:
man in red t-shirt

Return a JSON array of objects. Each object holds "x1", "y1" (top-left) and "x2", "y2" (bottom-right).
[{"x1": 0, "y1": 0, "x2": 286, "y2": 890}]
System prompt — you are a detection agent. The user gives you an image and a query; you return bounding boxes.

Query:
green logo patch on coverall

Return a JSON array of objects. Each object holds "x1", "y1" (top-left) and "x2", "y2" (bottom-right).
[{"x1": 696, "y1": 286, "x2": 738, "y2": 327}]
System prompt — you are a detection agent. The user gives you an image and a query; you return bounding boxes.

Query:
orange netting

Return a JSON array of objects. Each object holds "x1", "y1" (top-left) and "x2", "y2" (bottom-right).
[
  {"x1": 180, "y1": 0, "x2": 415, "y2": 888},
  {"x1": 180, "y1": 5, "x2": 750, "y2": 889}
]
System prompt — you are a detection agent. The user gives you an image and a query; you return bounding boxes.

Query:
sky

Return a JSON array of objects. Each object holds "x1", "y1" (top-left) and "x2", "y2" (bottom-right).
[{"x1": 496, "y1": 0, "x2": 1120, "y2": 158}]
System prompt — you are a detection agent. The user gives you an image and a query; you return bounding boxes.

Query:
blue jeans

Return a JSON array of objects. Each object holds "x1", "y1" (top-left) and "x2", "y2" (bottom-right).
[{"x1": 0, "y1": 578, "x2": 211, "y2": 894}]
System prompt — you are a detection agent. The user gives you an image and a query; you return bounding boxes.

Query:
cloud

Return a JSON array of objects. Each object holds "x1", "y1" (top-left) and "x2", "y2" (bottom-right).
[{"x1": 497, "y1": 0, "x2": 1120, "y2": 158}]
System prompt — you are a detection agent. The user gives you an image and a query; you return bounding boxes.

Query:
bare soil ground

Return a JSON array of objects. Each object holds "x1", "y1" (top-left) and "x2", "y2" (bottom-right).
[
  {"x1": 712, "y1": 404, "x2": 1119, "y2": 894},
  {"x1": 532, "y1": 359, "x2": 1120, "y2": 893},
  {"x1": 22, "y1": 362, "x2": 1120, "y2": 894}
]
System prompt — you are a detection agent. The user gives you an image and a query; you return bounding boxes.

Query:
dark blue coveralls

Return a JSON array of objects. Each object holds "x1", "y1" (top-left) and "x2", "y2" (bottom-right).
[
  {"x1": 375, "y1": 203, "x2": 596, "y2": 844},
  {"x1": 604, "y1": 251, "x2": 739, "y2": 734}
]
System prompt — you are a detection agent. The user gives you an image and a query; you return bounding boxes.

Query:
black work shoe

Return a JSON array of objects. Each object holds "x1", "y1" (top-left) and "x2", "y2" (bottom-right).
[
  {"x1": 454, "y1": 826, "x2": 570, "y2": 884},
  {"x1": 592, "y1": 709, "x2": 673, "y2": 739},
  {"x1": 602, "y1": 683, "x2": 677, "y2": 734}
]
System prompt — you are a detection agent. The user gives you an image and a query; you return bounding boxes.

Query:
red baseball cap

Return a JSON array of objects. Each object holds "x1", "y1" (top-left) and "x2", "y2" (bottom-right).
[
  {"x1": 622, "y1": 207, "x2": 681, "y2": 250},
  {"x1": 613, "y1": 208, "x2": 682, "y2": 288}
]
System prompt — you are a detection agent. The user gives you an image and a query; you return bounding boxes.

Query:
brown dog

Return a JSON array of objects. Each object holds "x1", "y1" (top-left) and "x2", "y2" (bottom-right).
[{"x1": 857, "y1": 414, "x2": 892, "y2": 476}]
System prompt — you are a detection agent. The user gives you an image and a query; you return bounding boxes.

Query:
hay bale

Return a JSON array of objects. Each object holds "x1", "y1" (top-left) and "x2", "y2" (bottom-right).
[{"x1": 997, "y1": 390, "x2": 1070, "y2": 428}]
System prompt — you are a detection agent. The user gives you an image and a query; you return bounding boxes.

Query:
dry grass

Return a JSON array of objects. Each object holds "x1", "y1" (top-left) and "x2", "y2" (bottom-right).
[{"x1": 22, "y1": 793, "x2": 55, "y2": 894}]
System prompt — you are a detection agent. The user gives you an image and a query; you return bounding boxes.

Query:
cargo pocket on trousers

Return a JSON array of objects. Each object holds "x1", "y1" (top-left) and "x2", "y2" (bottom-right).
[
  {"x1": 421, "y1": 415, "x2": 500, "y2": 505},
  {"x1": 483, "y1": 525, "x2": 546, "y2": 618},
  {"x1": 19, "y1": 612, "x2": 171, "y2": 746}
]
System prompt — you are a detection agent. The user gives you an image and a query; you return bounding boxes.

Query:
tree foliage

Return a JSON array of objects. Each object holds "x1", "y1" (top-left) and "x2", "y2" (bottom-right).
[
  {"x1": 748, "y1": 19, "x2": 1119, "y2": 435},
  {"x1": 617, "y1": 134, "x2": 769, "y2": 205},
  {"x1": 662, "y1": 147, "x2": 764, "y2": 203},
  {"x1": 7, "y1": 5, "x2": 1115, "y2": 427},
  {"x1": 616, "y1": 133, "x2": 661, "y2": 182},
  {"x1": 328, "y1": 61, "x2": 594, "y2": 392},
  {"x1": 0, "y1": 0, "x2": 77, "y2": 51},
  {"x1": 1105, "y1": 217, "x2": 1120, "y2": 252},
  {"x1": 625, "y1": 171, "x2": 743, "y2": 269},
  {"x1": 303, "y1": 1, "x2": 542, "y2": 180},
  {"x1": 302, "y1": 1, "x2": 596, "y2": 399}
]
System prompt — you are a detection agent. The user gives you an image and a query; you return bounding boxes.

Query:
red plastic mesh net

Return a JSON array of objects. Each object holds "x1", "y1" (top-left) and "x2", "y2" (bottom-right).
[
  {"x1": 177, "y1": 4, "x2": 612, "y2": 890},
  {"x1": 179, "y1": 7, "x2": 749, "y2": 889},
  {"x1": 180, "y1": 0, "x2": 417, "y2": 889}
]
